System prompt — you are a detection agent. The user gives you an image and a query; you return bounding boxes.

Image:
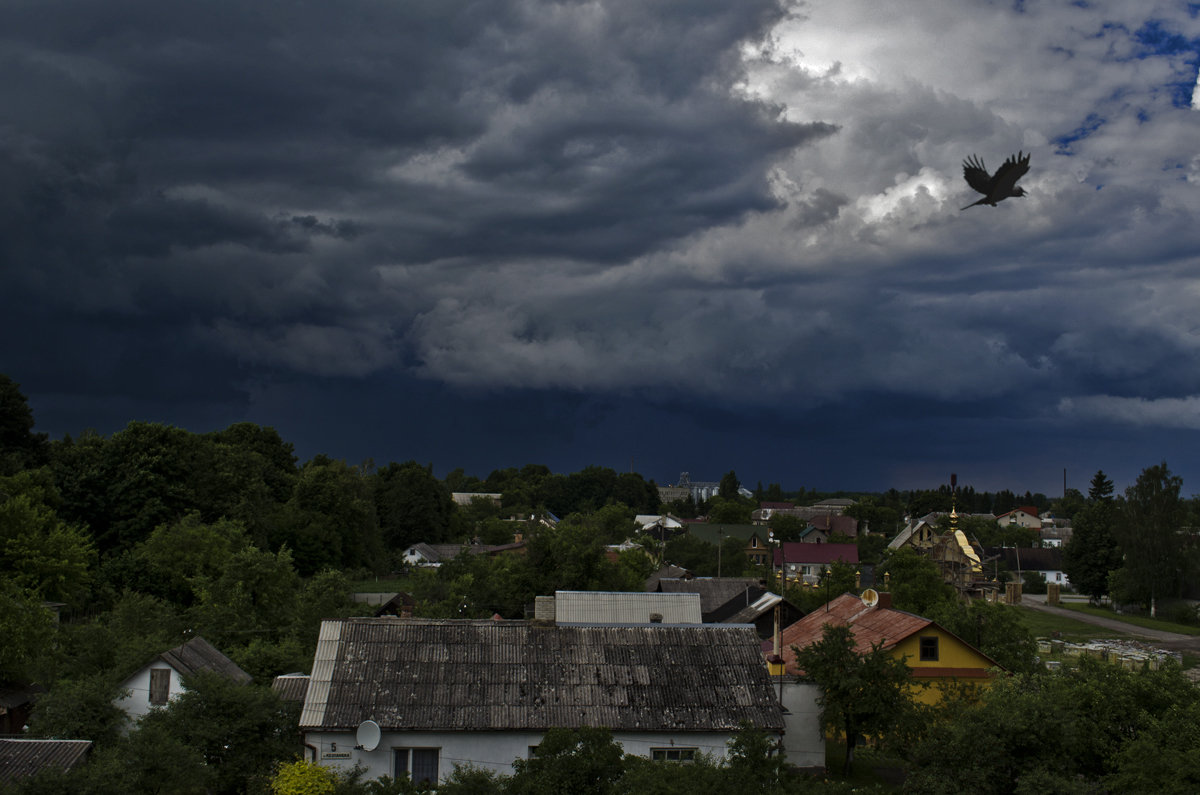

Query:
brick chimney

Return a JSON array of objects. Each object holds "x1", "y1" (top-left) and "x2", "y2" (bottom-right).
[{"x1": 876, "y1": 592, "x2": 893, "y2": 609}]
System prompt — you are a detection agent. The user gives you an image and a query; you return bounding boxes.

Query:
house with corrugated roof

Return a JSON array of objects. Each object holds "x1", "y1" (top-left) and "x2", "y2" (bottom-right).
[
  {"x1": 769, "y1": 592, "x2": 1000, "y2": 703},
  {"x1": 299, "y1": 617, "x2": 785, "y2": 785},
  {"x1": 114, "y1": 636, "x2": 251, "y2": 721}
]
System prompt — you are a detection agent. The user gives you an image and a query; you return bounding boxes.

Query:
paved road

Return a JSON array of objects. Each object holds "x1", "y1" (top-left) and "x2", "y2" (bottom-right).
[{"x1": 1020, "y1": 593, "x2": 1200, "y2": 650}]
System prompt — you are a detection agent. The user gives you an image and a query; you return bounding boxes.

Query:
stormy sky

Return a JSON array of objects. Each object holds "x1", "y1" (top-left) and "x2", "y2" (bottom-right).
[{"x1": 3, "y1": 0, "x2": 1200, "y2": 496}]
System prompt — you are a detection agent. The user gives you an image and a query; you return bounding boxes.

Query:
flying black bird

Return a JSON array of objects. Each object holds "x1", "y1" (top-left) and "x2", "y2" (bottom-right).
[{"x1": 961, "y1": 151, "x2": 1030, "y2": 210}]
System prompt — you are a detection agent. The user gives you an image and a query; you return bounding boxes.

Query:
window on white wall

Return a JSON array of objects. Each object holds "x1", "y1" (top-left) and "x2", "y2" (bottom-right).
[
  {"x1": 651, "y1": 748, "x2": 697, "y2": 762},
  {"x1": 395, "y1": 748, "x2": 439, "y2": 785}
]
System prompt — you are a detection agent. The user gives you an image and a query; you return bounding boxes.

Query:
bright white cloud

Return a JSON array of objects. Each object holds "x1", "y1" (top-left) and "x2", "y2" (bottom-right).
[{"x1": 1059, "y1": 395, "x2": 1200, "y2": 429}]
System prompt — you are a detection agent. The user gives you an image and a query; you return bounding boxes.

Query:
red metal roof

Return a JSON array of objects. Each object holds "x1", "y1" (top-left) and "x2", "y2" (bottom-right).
[{"x1": 765, "y1": 593, "x2": 932, "y2": 675}]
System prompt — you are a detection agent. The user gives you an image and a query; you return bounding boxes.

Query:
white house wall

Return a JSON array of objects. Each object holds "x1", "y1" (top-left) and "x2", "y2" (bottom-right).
[
  {"x1": 778, "y1": 681, "x2": 824, "y2": 768},
  {"x1": 114, "y1": 664, "x2": 185, "y2": 721},
  {"x1": 305, "y1": 729, "x2": 743, "y2": 782}
]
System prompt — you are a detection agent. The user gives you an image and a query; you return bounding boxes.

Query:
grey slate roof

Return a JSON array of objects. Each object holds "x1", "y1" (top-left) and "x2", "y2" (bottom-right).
[
  {"x1": 301, "y1": 618, "x2": 783, "y2": 733},
  {"x1": 655, "y1": 577, "x2": 763, "y2": 617},
  {"x1": 0, "y1": 740, "x2": 91, "y2": 784},
  {"x1": 158, "y1": 636, "x2": 252, "y2": 683},
  {"x1": 271, "y1": 673, "x2": 311, "y2": 702},
  {"x1": 554, "y1": 591, "x2": 702, "y2": 624}
]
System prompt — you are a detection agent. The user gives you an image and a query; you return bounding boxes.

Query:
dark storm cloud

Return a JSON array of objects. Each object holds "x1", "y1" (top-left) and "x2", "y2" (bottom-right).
[
  {"x1": 1, "y1": 0, "x2": 826, "y2": 378},
  {"x1": 5, "y1": 0, "x2": 1200, "y2": 496}
]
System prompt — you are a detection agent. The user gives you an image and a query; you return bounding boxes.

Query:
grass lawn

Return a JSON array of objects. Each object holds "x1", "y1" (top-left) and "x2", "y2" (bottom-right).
[
  {"x1": 1017, "y1": 605, "x2": 1136, "y2": 642},
  {"x1": 1057, "y1": 602, "x2": 1200, "y2": 636}
]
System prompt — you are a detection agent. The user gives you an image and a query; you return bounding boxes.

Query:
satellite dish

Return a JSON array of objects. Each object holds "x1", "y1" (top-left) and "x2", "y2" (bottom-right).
[
  {"x1": 356, "y1": 720, "x2": 381, "y2": 752},
  {"x1": 861, "y1": 588, "x2": 879, "y2": 608}
]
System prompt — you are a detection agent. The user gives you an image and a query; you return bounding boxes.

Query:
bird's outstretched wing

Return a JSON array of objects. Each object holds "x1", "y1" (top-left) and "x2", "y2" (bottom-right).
[
  {"x1": 990, "y1": 151, "x2": 1030, "y2": 196},
  {"x1": 962, "y1": 155, "x2": 992, "y2": 195}
]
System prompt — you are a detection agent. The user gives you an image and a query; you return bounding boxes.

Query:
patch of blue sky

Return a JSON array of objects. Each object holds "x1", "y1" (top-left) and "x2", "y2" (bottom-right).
[
  {"x1": 1125, "y1": 20, "x2": 1199, "y2": 108},
  {"x1": 1052, "y1": 113, "x2": 1105, "y2": 154},
  {"x1": 1133, "y1": 19, "x2": 1197, "y2": 57}
]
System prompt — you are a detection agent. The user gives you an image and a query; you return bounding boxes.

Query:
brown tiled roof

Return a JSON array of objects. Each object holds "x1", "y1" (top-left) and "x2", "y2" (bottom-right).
[
  {"x1": 770, "y1": 593, "x2": 934, "y2": 674},
  {"x1": 301, "y1": 618, "x2": 783, "y2": 733},
  {"x1": 159, "y1": 637, "x2": 252, "y2": 684},
  {"x1": 0, "y1": 740, "x2": 91, "y2": 784}
]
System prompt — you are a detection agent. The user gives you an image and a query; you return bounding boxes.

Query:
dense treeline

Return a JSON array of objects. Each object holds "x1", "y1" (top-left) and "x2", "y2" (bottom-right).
[{"x1": 43, "y1": 422, "x2": 661, "y2": 576}]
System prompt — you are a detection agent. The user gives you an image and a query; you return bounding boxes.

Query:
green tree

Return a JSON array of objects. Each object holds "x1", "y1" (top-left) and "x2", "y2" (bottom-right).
[
  {"x1": 135, "y1": 513, "x2": 251, "y2": 606},
  {"x1": 1049, "y1": 488, "x2": 1086, "y2": 521},
  {"x1": 0, "y1": 374, "x2": 49, "y2": 475},
  {"x1": 524, "y1": 515, "x2": 640, "y2": 597},
  {"x1": 50, "y1": 422, "x2": 204, "y2": 554},
  {"x1": 662, "y1": 534, "x2": 717, "y2": 574},
  {"x1": 136, "y1": 670, "x2": 301, "y2": 795},
  {"x1": 767, "y1": 514, "x2": 807, "y2": 542},
  {"x1": 1113, "y1": 462, "x2": 1189, "y2": 614},
  {"x1": 269, "y1": 759, "x2": 337, "y2": 795},
  {"x1": 188, "y1": 545, "x2": 300, "y2": 648},
  {"x1": 26, "y1": 673, "x2": 129, "y2": 749},
  {"x1": 374, "y1": 460, "x2": 456, "y2": 552},
  {"x1": 509, "y1": 727, "x2": 625, "y2": 795},
  {"x1": 1106, "y1": 700, "x2": 1200, "y2": 794},
  {"x1": 71, "y1": 725, "x2": 211, "y2": 795},
  {"x1": 434, "y1": 765, "x2": 507, "y2": 795},
  {"x1": 722, "y1": 724, "x2": 789, "y2": 790},
  {"x1": 927, "y1": 599, "x2": 1037, "y2": 674},
  {"x1": 844, "y1": 496, "x2": 901, "y2": 539},
  {"x1": 0, "y1": 483, "x2": 95, "y2": 605},
  {"x1": 706, "y1": 497, "x2": 751, "y2": 525},
  {"x1": 56, "y1": 590, "x2": 185, "y2": 682},
  {"x1": 792, "y1": 623, "x2": 915, "y2": 775},
  {"x1": 1089, "y1": 469, "x2": 1115, "y2": 500},
  {"x1": 718, "y1": 471, "x2": 741, "y2": 501},
  {"x1": 906, "y1": 656, "x2": 1200, "y2": 794},
  {"x1": 1062, "y1": 495, "x2": 1123, "y2": 602},
  {"x1": 0, "y1": 581, "x2": 58, "y2": 682},
  {"x1": 877, "y1": 548, "x2": 955, "y2": 615},
  {"x1": 282, "y1": 457, "x2": 381, "y2": 575}
]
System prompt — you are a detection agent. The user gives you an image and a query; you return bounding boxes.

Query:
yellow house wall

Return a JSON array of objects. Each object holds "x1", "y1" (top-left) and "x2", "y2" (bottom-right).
[{"x1": 892, "y1": 627, "x2": 995, "y2": 704}]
